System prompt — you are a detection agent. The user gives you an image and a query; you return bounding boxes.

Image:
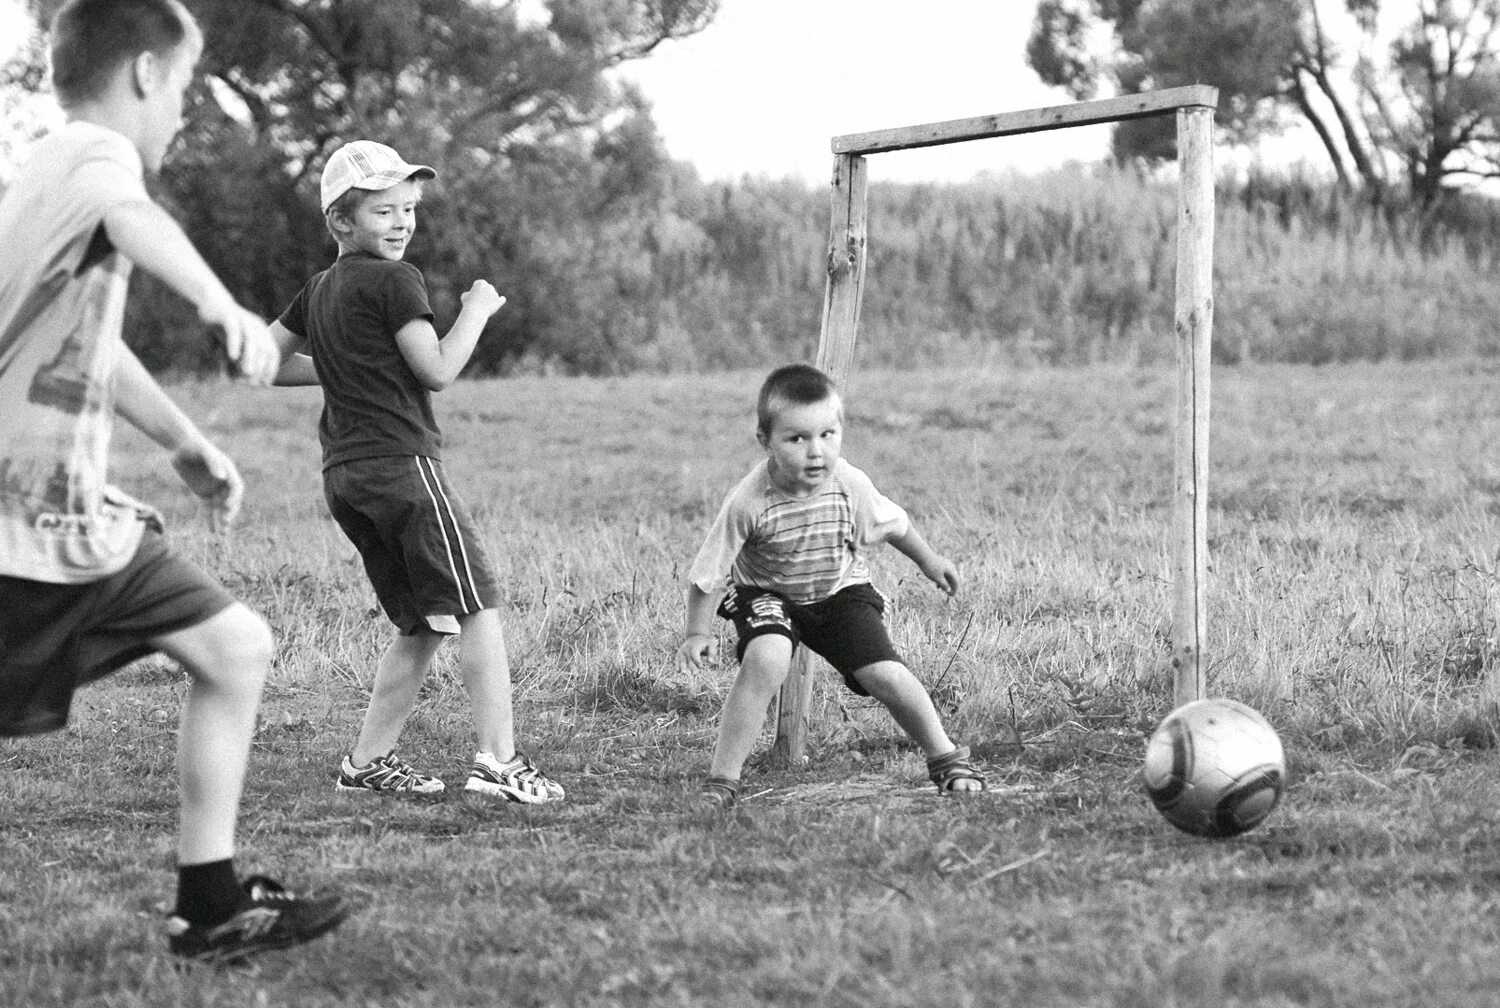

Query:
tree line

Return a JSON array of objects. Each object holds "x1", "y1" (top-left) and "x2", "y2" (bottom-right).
[{"x1": 1028, "y1": 0, "x2": 1500, "y2": 221}]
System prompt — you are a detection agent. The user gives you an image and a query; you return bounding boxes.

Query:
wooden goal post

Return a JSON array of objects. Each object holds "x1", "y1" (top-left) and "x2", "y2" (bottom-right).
[{"x1": 773, "y1": 85, "x2": 1219, "y2": 764}]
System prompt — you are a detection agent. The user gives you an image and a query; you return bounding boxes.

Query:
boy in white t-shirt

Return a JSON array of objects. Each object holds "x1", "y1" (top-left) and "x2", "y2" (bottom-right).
[
  {"x1": 676, "y1": 364, "x2": 985, "y2": 806},
  {"x1": 0, "y1": 0, "x2": 349, "y2": 964}
]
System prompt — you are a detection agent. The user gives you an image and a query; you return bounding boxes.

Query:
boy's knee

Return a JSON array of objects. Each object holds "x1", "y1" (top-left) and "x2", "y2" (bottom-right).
[
  {"x1": 229, "y1": 603, "x2": 277, "y2": 657},
  {"x1": 163, "y1": 603, "x2": 273, "y2": 689},
  {"x1": 201, "y1": 603, "x2": 274, "y2": 672},
  {"x1": 739, "y1": 634, "x2": 794, "y2": 688}
]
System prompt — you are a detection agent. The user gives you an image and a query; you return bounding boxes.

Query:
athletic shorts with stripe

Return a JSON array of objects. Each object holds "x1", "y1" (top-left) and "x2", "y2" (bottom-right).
[
  {"x1": 0, "y1": 526, "x2": 236, "y2": 737},
  {"x1": 323, "y1": 455, "x2": 501, "y2": 636}
]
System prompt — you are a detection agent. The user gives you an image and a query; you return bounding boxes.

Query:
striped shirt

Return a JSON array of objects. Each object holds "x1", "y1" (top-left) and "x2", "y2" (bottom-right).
[{"x1": 689, "y1": 458, "x2": 909, "y2": 605}]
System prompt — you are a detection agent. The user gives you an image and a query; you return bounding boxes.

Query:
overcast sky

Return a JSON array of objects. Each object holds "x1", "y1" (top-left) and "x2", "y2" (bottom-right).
[
  {"x1": 0, "y1": 0, "x2": 25, "y2": 61},
  {"x1": 611, "y1": 0, "x2": 1110, "y2": 183}
]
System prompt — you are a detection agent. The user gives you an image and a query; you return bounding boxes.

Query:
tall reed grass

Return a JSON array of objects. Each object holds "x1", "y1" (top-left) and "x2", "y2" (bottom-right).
[{"x1": 562, "y1": 166, "x2": 1500, "y2": 375}]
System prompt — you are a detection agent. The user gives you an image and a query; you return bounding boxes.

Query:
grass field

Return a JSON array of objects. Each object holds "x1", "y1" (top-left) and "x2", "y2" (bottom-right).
[{"x1": 3, "y1": 359, "x2": 1498, "y2": 1007}]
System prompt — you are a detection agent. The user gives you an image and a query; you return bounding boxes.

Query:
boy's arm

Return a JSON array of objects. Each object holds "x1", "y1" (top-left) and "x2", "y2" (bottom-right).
[
  {"x1": 102, "y1": 199, "x2": 279, "y2": 384},
  {"x1": 272, "y1": 353, "x2": 319, "y2": 386},
  {"x1": 889, "y1": 523, "x2": 960, "y2": 596},
  {"x1": 112, "y1": 344, "x2": 243, "y2": 532},
  {"x1": 685, "y1": 584, "x2": 718, "y2": 638},
  {"x1": 267, "y1": 320, "x2": 320, "y2": 386},
  {"x1": 844, "y1": 462, "x2": 954, "y2": 591},
  {"x1": 675, "y1": 480, "x2": 754, "y2": 673},
  {"x1": 395, "y1": 280, "x2": 505, "y2": 391},
  {"x1": 676, "y1": 584, "x2": 720, "y2": 674}
]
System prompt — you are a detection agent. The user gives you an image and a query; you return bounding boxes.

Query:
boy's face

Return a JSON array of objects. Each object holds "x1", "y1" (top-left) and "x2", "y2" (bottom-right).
[
  {"x1": 337, "y1": 180, "x2": 421, "y2": 260},
  {"x1": 759, "y1": 394, "x2": 843, "y2": 496},
  {"x1": 138, "y1": 23, "x2": 202, "y2": 174}
]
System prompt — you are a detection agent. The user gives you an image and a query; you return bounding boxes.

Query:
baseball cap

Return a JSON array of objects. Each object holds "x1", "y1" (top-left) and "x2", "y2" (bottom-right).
[{"x1": 320, "y1": 140, "x2": 436, "y2": 212}]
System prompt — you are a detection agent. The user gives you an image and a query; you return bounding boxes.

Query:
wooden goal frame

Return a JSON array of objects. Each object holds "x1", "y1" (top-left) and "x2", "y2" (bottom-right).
[{"x1": 774, "y1": 84, "x2": 1220, "y2": 763}]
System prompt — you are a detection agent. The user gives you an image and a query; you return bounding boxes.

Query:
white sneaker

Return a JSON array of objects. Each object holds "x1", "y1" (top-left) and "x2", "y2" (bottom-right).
[
  {"x1": 335, "y1": 752, "x2": 446, "y2": 794},
  {"x1": 464, "y1": 751, "x2": 564, "y2": 804}
]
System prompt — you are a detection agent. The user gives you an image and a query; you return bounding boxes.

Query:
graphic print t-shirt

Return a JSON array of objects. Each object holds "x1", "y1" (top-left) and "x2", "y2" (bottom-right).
[
  {"x1": 0, "y1": 122, "x2": 151, "y2": 583},
  {"x1": 277, "y1": 253, "x2": 441, "y2": 469},
  {"x1": 687, "y1": 458, "x2": 910, "y2": 605}
]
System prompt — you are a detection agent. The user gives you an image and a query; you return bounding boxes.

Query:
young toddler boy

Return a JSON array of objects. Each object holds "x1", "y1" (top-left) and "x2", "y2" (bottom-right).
[
  {"x1": 0, "y1": 0, "x2": 351, "y2": 963},
  {"x1": 676, "y1": 364, "x2": 985, "y2": 805},
  {"x1": 269, "y1": 140, "x2": 563, "y2": 804}
]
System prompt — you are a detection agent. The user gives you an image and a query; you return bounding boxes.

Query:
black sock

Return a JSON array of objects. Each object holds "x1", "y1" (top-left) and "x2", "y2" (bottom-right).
[{"x1": 174, "y1": 858, "x2": 243, "y2": 927}]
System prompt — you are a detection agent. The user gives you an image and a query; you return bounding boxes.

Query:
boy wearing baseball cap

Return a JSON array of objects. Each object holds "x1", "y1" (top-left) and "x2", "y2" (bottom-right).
[{"x1": 268, "y1": 141, "x2": 564, "y2": 804}]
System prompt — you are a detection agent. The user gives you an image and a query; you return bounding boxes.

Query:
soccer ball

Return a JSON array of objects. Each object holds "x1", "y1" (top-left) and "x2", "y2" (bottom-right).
[{"x1": 1142, "y1": 698, "x2": 1285, "y2": 838}]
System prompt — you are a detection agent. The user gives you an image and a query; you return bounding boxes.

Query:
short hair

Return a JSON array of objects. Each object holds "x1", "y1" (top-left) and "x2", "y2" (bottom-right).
[
  {"x1": 50, "y1": 0, "x2": 193, "y2": 107},
  {"x1": 757, "y1": 363, "x2": 839, "y2": 438},
  {"x1": 323, "y1": 177, "x2": 425, "y2": 243}
]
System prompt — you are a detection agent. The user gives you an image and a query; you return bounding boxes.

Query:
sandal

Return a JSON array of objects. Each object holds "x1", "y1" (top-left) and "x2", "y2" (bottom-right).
[
  {"x1": 701, "y1": 775, "x2": 740, "y2": 808},
  {"x1": 928, "y1": 745, "x2": 985, "y2": 793}
]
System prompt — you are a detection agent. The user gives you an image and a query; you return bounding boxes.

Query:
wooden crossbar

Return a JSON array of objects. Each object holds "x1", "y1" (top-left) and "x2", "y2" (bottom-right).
[{"x1": 831, "y1": 84, "x2": 1218, "y2": 156}]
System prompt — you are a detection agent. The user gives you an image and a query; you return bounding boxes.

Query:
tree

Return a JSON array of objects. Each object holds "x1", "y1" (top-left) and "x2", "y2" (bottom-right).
[
  {"x1": 1026, "y1": 0, "x2": 1500, "y2": 213},
  {"x1": 4, "y1": 0, "x2": 719, "y2": 373},
  {"x1": 1365, "y1": 1, "x2": 1500, "y2": 204}
]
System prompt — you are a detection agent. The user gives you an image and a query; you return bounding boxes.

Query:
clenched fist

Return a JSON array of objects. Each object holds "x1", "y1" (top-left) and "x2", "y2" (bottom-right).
[{"x1": 461, "y1": 279, "x2": 506, "y2": 317}]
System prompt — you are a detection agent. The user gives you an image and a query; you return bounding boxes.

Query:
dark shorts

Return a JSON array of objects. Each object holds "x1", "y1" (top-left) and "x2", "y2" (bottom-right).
[
  {"x1": 324, "y1": 455, "x2": 502, "y2": 636},
  {"x1": 716, "y1": 582, "x2": 902, "y2": 696},
  {"x1": 0, "y1": 527, "x2": 237, "y2": 737}
]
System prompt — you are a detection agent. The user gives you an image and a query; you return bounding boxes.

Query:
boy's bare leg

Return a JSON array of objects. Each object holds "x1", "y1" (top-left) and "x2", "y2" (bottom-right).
[
  {"x1": 852, "y1": 660, "x2": 957, "y2": 759},
  {"x1": 150, "y1": 603, "x2": 272, "y2": 864},
  {"x1": 153, "y1": 600, "x2": 355, "y2": 959},
  {"x1": 708, "y1": 634, "x2": 794, "y2": 781},
  {"x1": 455, "y1": 608, "x2": 513, "y2": 759},
  {"x1": 351, "y1": 630, "x2": 444, "y2": 766}
]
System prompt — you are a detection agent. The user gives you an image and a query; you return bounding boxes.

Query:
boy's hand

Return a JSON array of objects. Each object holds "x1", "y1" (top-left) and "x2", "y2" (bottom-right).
[
  {"x1": 207, "y1": 303, "x2": 280, "y2": 385},
  {"x1": 676, "y1": 633, "x2": 716, "y2": 674},
  {"x1": 171, "y1": 438, "x2": 244, "y2": 532},
  {"x1": 920, "y1": 555, "x2": 960, "y2": 596},
  {"x1": 461, "y1": 280, "x2": 506, "y2": 318}
]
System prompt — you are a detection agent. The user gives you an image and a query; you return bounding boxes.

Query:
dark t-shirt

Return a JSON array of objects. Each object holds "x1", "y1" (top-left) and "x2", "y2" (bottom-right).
[{"x1": 278, "y1": 253, "x2": 442, "y2": 469}]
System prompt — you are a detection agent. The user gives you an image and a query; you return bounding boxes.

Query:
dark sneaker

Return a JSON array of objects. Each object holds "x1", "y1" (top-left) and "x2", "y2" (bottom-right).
[
  {"x1": 700, "y1": 775, "x2": 740, "y2": 809},
  {"x1": 336, "y1": 751, "x2": 445, "y2": 794},
  {"x1": 167, "y1": 875, "x2": 353, "y2": 965},
  {"x1": 464, "y1": 751, "x2": 564, "y2": 804}
]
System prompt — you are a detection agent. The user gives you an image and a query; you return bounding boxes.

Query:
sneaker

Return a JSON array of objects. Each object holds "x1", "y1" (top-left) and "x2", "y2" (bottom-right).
[
  {"x1": 335, "y1": 752, "x2": 445, "y2": 794},
  {"x1": 167, "y1": 875, "x2": 353, "y2": 965},
  {"x1": 701, "y1": 775, "x2": 740, "y2": 809},
  {"x1": 464, "y1": 751, "x2": 564, "y2": 804}
]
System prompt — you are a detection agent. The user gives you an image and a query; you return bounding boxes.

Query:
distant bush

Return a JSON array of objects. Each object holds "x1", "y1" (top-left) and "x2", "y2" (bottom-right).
[{"x1": 100, "y1": 163, "x2": 1500, "y2": 374}]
